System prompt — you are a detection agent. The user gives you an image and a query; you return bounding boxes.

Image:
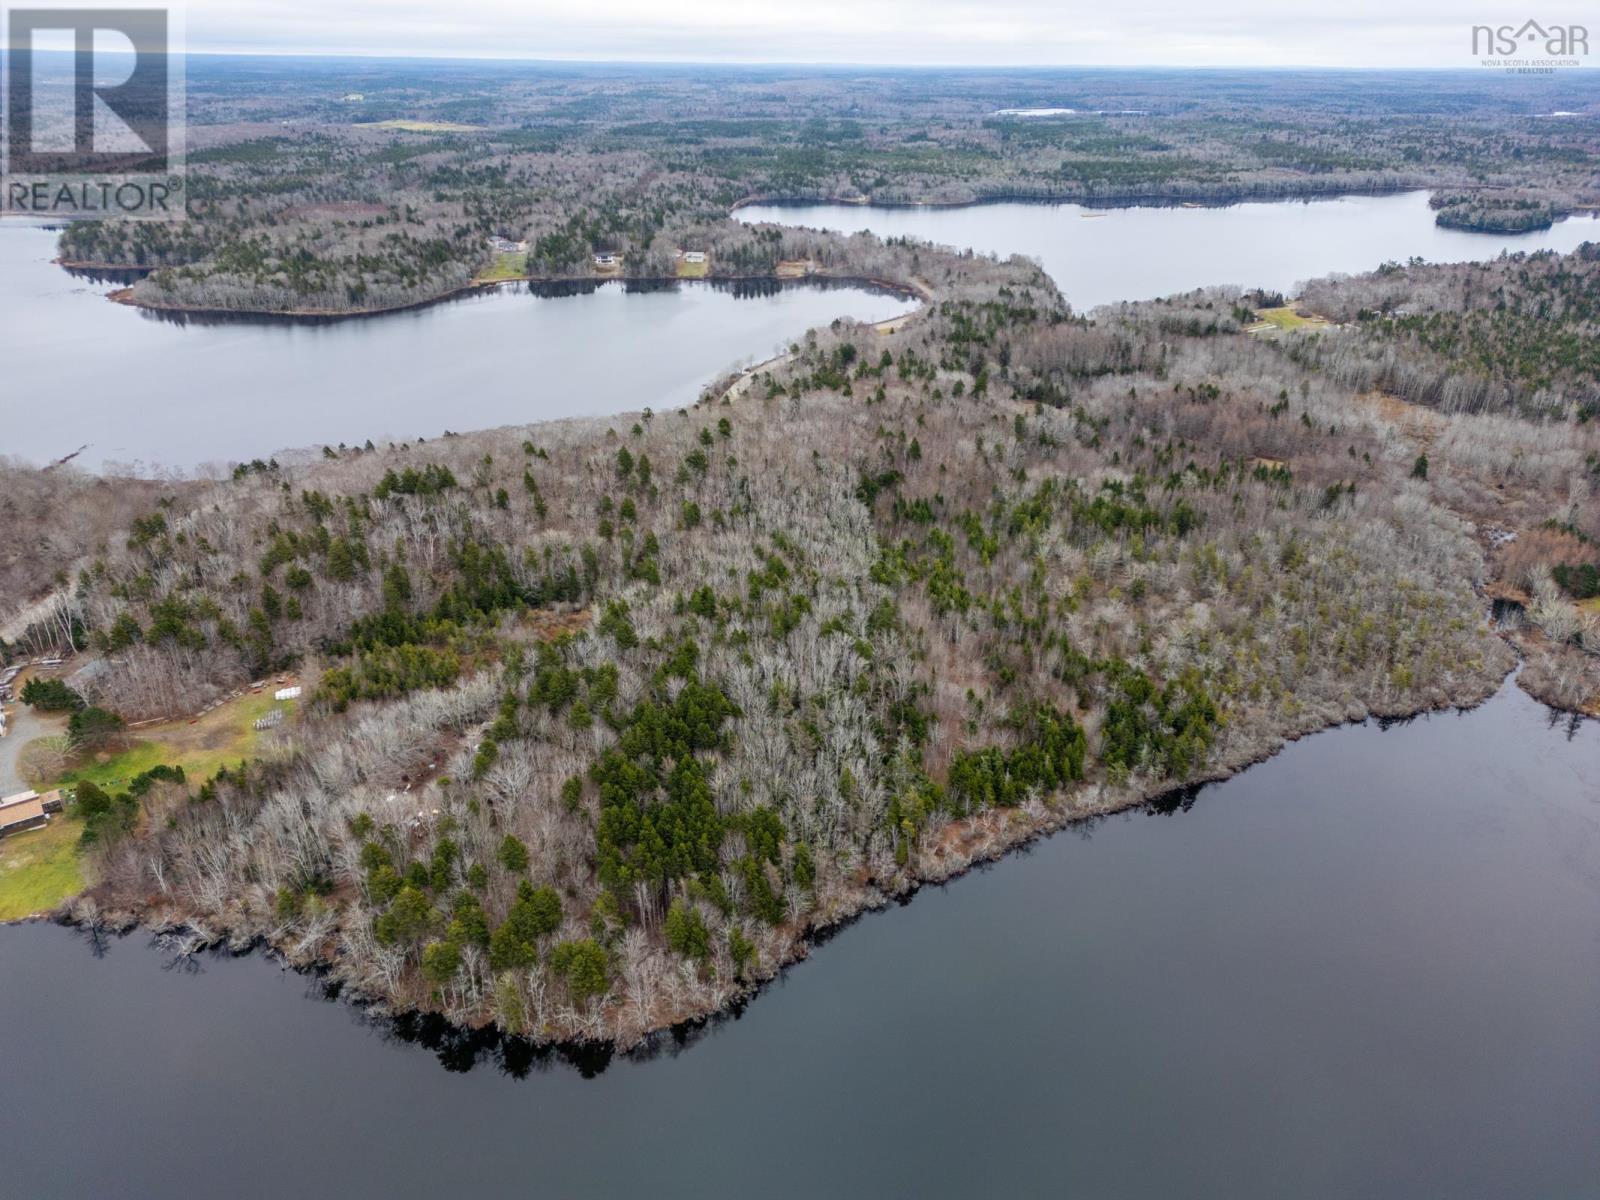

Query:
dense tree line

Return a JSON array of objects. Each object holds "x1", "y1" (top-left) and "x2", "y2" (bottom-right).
[
  {"x1": 54, "y1": 63, "x2": 1600, "y2": 316},
  {"x1": 38, "y1": 224, "x2": 1597, "y2": 1046}
]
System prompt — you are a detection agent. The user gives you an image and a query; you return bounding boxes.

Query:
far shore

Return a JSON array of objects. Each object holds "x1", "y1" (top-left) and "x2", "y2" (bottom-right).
[
  {"x1": 101, "y1": 269, "x2": 927, "y2": 324},
  {"x1": 729, "y1": 182, "x2": 1437, "y2": 214},
  {"x1": 59, "y1": 179, "x2": 1600, "y2": 323}
]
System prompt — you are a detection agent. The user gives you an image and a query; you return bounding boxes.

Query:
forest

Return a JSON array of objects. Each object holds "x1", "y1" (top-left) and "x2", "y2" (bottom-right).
[
  {"x1": 3, "y1": 63, "x2": 1598, "y2": 1047},
  {"x1": 9, "y1": 221, "x2": 1600, "y2": 1044},
  {"x1": 53, "y1": 61, "x2": 1600, "y2": 315}
]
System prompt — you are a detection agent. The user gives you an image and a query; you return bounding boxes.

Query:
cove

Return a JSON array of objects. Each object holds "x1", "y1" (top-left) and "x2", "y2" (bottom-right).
[
  {"x1": 736, "y1": 190, "x2": 1600, "y2": 311},
  {"x1": 0, "y1": 227, "x2": 916, "y2": 472},
  {"x1": 1, "y1": 678, "x2": 1596, "y2": 1198}
]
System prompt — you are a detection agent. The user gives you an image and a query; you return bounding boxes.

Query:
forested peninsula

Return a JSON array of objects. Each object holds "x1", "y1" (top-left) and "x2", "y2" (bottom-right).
[{"x1": 10, "y1": 225, "x2": 1600, "y2": 1045}]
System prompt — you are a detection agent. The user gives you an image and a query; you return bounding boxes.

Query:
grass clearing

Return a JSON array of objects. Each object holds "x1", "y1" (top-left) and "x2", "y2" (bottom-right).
[
  {"x1": 359, "y1": 119, "x2": 482, "y2": 133},
  {"x1": 675, "y1": 257, "x2": 710, "y2": 279},
  {"x1": 58, "y1": 691, "x2": 285, "y2": 793},
  {"x1": 1253, "y1": 305, "x2": 1332, "y2": 332},
  {"x1": 475, "y1": 251, "x2": 528, "y2": 283},
  {"x1": 0, "y1": 812, "x2": 84, "y2": 920},
  {"x1": 0, "y1": 690, "x2": 290, "y2": 920}
]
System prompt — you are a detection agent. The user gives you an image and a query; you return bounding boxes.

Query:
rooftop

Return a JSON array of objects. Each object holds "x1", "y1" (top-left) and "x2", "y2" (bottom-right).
[{"x1": 0, "y1": 793, "x2": 46, "y2": 832}]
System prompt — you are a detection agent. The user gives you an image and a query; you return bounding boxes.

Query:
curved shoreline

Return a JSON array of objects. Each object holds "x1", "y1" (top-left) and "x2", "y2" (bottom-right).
[
  {"x1": 60, "y1": 184, "x2": 1471, "y2": 324},
  {"x1": 10, "y1": 189, "x2": 1595, "y2": 1057},
  {"x1": 31, "y1": 634, "x2": 1522, "y2": 1058},
  {"x1": 70, "y1": 183, "x2": 1598, "y2": 325},
  {"x1": 104, "y1": 271, "x2": 926, "y2": 325}
]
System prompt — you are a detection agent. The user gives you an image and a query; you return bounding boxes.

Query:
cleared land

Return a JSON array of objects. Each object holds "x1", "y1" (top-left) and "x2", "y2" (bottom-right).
[
  {"x1": 59, "y1": 690, "x2": 285, "y2": 793},
  {"x1": 1248, "y1": 304, "x2": 1333, "y2": 334},
  {"x1": 0, "y1": 813, "x2": 83, "y2": 921},
  {"x1": 357, "y1": 119, "x2": 482, "y2": 132},
  {"x1": 0, "y1": 690, "x2": 292, "y2": 919},
  {"x1": 475, "y1": 251, "x2": 528, "y2": 283}
]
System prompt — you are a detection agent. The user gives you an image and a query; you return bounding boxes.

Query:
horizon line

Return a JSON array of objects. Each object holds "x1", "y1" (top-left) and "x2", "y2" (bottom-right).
[{"x1": 14, "y1": 46, "x2": 1599, "y2": 73}]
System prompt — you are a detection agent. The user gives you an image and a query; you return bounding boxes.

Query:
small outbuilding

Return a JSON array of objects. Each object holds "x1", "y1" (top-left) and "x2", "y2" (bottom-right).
[{"x1": 0, "y1": 791, "x2": 49, "y2": 838}]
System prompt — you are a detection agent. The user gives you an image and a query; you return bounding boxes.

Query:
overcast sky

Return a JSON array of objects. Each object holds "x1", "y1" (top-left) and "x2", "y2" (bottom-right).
[{"x1": 57, "y1": 0, "x2": 1600, "y2": 66}]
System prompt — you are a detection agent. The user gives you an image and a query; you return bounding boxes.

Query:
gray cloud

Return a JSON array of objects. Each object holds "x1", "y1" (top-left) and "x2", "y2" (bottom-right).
[{"x1": 181, "y1": 0, "x2": 1598, "y2": 66}]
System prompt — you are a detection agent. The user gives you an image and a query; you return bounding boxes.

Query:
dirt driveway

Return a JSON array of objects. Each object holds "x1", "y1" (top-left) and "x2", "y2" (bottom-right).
[{"x1": 0, "y1": 703, "x2": 67, "y2": 796}]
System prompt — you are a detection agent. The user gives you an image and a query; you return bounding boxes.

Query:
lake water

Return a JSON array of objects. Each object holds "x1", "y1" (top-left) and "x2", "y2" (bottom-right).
[
  {"x1": 7, "y1": 191, "x2": 1599, "y2": 471},
  {"x1": 5, "y1": 193, "x2": 1600, "y2": 1196},
  {"x1": 0, "y1": 227, "x2": 915, "y2": 472},
  {"x1": 2, "y1": 679, "x2": 1596, "y2": 1198},
  {"x1": 738, "y1": 190, "x2": 1600, "y2": 311}
]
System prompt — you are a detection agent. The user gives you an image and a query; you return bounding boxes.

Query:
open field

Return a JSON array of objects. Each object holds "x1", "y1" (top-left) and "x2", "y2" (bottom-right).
[
  {"x1": 0, "y1": 812, "x2": 83, "y2": 921},
  {"x1": 58, "y1": 690, "x2": 287, "y2": 793},
  {"x1": 0, "y1": 689, "x2": 293, "y2": 919},
  {"x1": 1250, "y1": 304, "x2": 1332, "y2": 333},
  {"x1": 357, "y1": 118, "x2": 482, "y2": 132},
  {"x1": 475, "y1": 251, "x2": 528, "y2": 283},
  {"x1": 676, "y1": 256, "x2": 710, "y2": 279}
]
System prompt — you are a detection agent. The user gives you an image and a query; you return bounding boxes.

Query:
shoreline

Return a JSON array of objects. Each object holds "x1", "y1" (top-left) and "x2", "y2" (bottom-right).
[
  {"x1": 8, "y1": 190, "x2": 1595, "y2": 1051},
  {"x1": 67, "y1": 181, "x2": 1599, "y2": 325},
  {"x1": 730, "y1": 182, "x2": 1436, "y2": 215},
  {"x1": 103, "y1": 270, "x2": 925, "y2": 324},
  {"x1": 28, "y1": 643, "x2": 1521, "y2": 1056}
]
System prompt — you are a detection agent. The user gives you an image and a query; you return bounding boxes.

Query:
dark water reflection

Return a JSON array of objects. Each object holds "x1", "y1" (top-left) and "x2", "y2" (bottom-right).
[{"x1": 2, "y1": 679, "x2": 1597, "y2": 1198}]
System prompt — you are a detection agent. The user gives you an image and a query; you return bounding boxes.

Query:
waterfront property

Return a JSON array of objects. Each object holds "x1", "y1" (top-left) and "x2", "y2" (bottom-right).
[
  {"x1": 1, "y1": 681, "x2": 1597, "y2": 1197},
  {"x1": 676, "y1": 248, "x2": 710, "y2": 278}
]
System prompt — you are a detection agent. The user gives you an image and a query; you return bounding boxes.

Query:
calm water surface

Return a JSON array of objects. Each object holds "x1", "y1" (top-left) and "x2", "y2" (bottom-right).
[
  {"x1": 0, "y1": 227, "x2": 914, "y2": 471},
  {"x1": 4, "y1": 192, "x2": 1600, "y2": 1197},
  {"x1": 7, "y1": 191, "x2": 1598, "y2": 469},
  {"x1": 2, "y1": 680, "x2": 1596, "y2": 1198},
  {"x1": 739, "y1": 190, "x2": 1600, "y2": 311}
]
